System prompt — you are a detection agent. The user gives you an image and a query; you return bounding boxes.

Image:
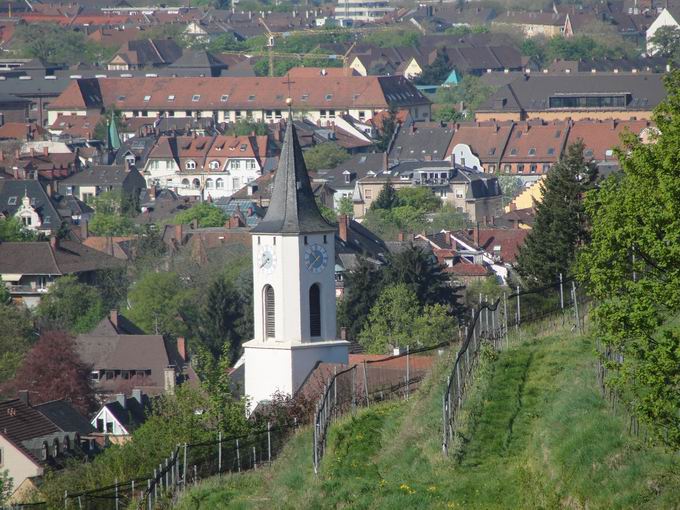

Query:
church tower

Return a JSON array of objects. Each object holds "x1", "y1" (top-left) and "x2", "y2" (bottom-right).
[{"x1": 243, "y1": 120, "x2": 349, "y2": 409}]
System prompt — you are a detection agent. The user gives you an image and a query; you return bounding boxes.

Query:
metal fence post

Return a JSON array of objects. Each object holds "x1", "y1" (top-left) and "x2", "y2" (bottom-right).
[
  {"x1": 333, "y1": 366, "x2": 338, "y2": 411},
  {"x1": 405, "y1": 345, "x2": 410, "y2": 400},
  {"x1": 516, "y1": 285, "x2": 521, "y2": 331},
  {"x1": 252, "y1": 446, "x2": 257, "y2": 469},
  {"x1": 218, "y1": 431, "x2": 222, "y2": 474},
  {"x1": 236, "y1": 439, "x2": 241, "y2": 472},
  {"x1": 153, "y1": 469, "x2": 158, "y2": 500},
  {"x1": 442, "y1": 392, "x2": 448, "y2": 455},
  {"x1": 64, "y1": 490, "x2": 68, "y2": 510},
  {"x1": 362, "y1": 361, "x2": 370, "y2": 408},
  {"x1": 147, "y1": 480, "x2": 152, "y2": 510},
  {"x1": 351, "y1": 365, "x2": 356, "y2": 414},
  {"x1": 572, "y1": 281, "x2": 581, "y2": 333},
  {"x1": 267, "y1": 422, "x2": 272, "y2": 463},
  {"x1": 183, "y1": 443, "x2": 188, "y2": 491},
  {"x1": 559, "y1": 273, "x2": 564, "y2": 310},
  {"x1": 115, "y1": 478, "x2": 119, "y2": 510},
  {"x1": 503, "y1": 292, "x2": 509, "y2": 348}
]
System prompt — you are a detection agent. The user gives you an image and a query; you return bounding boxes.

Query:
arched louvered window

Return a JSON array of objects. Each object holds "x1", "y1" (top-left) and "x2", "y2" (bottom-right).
[
  {"x1": 309, "y1": 283, "x2": 321, "y2": 337},
  {"x1": 264, "y1": 285, "x2": 275, "y2": 339}
]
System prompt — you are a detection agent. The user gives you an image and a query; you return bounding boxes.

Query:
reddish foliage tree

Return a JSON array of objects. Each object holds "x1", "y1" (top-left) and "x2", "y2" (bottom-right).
[{"x1": 3, "y1": 330, "x2": 96, "y2": 415}]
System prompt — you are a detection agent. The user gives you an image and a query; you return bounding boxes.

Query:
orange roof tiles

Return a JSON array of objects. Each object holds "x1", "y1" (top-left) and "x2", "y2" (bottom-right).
[{"x1": 566, "y1": 119, "x2": 653, "y2": 161}]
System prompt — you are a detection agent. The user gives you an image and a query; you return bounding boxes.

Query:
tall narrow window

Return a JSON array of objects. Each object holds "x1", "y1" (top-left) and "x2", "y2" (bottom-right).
[
  {"x1": 264, "y1": 285, "x2": 275, "y2": 339},
  {"x1": 309, "y1": 284, "x2": 321, "y2": 337}
]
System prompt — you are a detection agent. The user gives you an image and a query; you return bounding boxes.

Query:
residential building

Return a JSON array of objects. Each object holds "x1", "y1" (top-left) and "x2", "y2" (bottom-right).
[
  {"x1": 90, "y1": 390, "x2": 151, "y2": 443},
  {"x1": 47, "y1": 73, "x2": 431, "y2": 127},
  {"x1": 0, "y1": 393, "x2": 95, "y2": 504},
  {"x1": 566, "y1": 118, "x2": 654, "y2": 165},
  {"x1": 0, "y1": 238, "x2": 123, "y2": 308},
  {"x1": 476, "y1": 72, "x2": 666, "y2": 122},
  {"x1": 0, "y1": 180, "x2": 61, "y2": 234},
  {"x1": 0, "y1": 146, "x2": 79, "y2": 181},
  {"x1": 492, "y1": 11, "x2": 566, "y2": 37},
  {"x1": 315, "y1": 153, "x2": 387, "y2": 209},
  {"x1": 389, "y1": 122, "x2": 455, "y2": 162},
  {"x1": 75, "y1": 311, "x2": 190, "y2": 398},
  {"x1": 334, "y1": 0, "x2": 394, "y2": 25},
  {"x1": 447, "y1": 121, "x2": 515, "y2": 173},
  {"x1": 107, "y1": 39, "x2": 183, "y2": 71},
  {"x1": 646, "y1": 3, "x2": 680, "y2": 54},
  {"x1": 142, "y1": 134, "x2": 272, "y2": 200},
  {"x1": 58, "y1": 165, "x2": 146, "y2": 203}
]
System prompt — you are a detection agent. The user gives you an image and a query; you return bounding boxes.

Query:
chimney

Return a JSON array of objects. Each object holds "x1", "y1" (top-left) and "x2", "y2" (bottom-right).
[
  {"x1": 175, "y1": 223, "x2": 182, "y2": 243},
  {"x1": 43, "y1": 146, "x2": 49, "y2": 157},
  {"x1": 474, "y1": 222, "x2": 480, "y2": 247},
  {"x1": 49, "y1": 236, "x2": 59, "y2": 251},
  {"x1": 383, "y1": 152, "x2": 388, "y2": 172},
  {"x1": 131, "y1": 389, "x2": 142, "y2": 404},
  {"x1": 190, "y1": 219, "x2": 198, "y2": 230},
  {"x1": 18, "y1": 390, "x2": 29, "y2": 406},
  {"x1": 81, "y1": 219, "x2": 89, "y2": 240},
  {"x1": 177, "y1": 337, "x2": 186, "y2": 362},
  {"x1": 116, "y1": 393, "x2": 126, "y2": 409},
  {"x1": 110, "y1": 309, "x2": 118, "y2": 329},
  {"x1": 338, "y1": 214, "x2": 349, "y2": 242},
  {"x1": 398, "y1": 231, "x2": 405, "y2": 242},
  {"x1": 30, "y1": 148, "x2": 35, "y2": 157},
  {"x1": 164, "y1": 366, "x2": 176, "y2": 395}
]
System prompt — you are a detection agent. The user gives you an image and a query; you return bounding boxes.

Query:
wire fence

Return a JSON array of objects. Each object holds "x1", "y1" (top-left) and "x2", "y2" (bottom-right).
[{"x1": 442, "y1": 277, "x2": 587, "y2": 456}]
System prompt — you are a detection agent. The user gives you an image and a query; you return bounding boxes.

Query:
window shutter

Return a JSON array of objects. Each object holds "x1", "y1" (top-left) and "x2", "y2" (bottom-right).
[
  {"x1": 309, "y1": 284, "x2": 321, "y2": 337},
  {"x1": 265, "y1": 286, "x2": 275, "y2": 339}
]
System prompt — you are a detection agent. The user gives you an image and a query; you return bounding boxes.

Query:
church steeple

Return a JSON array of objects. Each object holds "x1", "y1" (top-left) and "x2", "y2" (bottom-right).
[{"x1": 252, "y1": 121, "x2": 333, "y2": 234}]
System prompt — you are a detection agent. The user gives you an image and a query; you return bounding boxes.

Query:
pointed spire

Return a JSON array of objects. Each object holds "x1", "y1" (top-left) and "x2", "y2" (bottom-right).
[{"x1": 252, "y1": 122, "x2": 333, "y2": 234}]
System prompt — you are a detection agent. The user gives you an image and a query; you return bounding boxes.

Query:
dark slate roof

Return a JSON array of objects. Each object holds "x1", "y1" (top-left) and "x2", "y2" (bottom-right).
[
  {"x1": 389, "y1": 123, "x2": 455, "y2": 162},
  {"x1": 316, "y1": 153, "x2": 386, "y2": 188},
  {"x1": 60, "y1": 165, "x2": 142, "y2": 186},
  {"x1": 478, "y1": 72, "x2": 667, "y2": 113},
  {"x1": 0, "y1": 180, "x2": 61, "y2": 230},
  {"x1": 251, "y1": 122, "x2": 334, "y2": 234},
  {"x1": 0, "y1": 398, "x2": 58, "y2": 444},
  {"x1": 378, "y1": 75, "x2": 431, "y2": 107},
  {"x1": 114, "y1": 136, "x2": 156, "y2": 167},
  {"x1": 101, "y1": 394, "x2": 151, "y2": 432},
  {"x1": 89, "y1": 311, "x2": 145, "y2": 336},
  {"x1": 33, "y1": 400, "x2": 95, "y2": 434},
  {"x1": 0, "y1": 240, "x2": 123, "y2": 275},
  {"x1": 169, "y1": 50, "x2": 226, "y2": 69}
]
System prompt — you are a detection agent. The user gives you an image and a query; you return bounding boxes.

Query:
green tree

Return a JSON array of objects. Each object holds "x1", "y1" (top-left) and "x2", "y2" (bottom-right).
[
  {"x1": 376, "y1": 108, "x2": 397, "y2": 152},
  {"x1": 316, "y1": 198, "x2": 337, "y2": 223},
  {"x1": 36, "y1": 276, "x2": 104, "y2": 334},
  {"x1": 384, "y1": 245, "x2": 457, "y2": 309},
  {"x1": 497, "y1": 175, "x2": 525, "y2": 208},
  {"x1": 577, "y1": 71, "x2": 680, "y2": 449},
  {"x1": 0, "y1": 470, "x2": 12, "y2": 506},
  {"x1": 429, "y1": 205, "x2": 469, "y2": 232},
  {"x1": 173, "y1": 202, "x2": 228, "y2": 228},
  {"x1": 13, "y1": 23, "x2": 113, "y2": 65},
  {"x1": 0, "y1": 217, "x2": 37, "y2": 241},
  {"x1": 516, "y1": 140, "x2": 597, "y2": 287},
  {"x1": 303, "y1": 143, "x2": 350, "y2": 171},
  {"x1": 397, "y1": 187, "x2": 440, "y2": 212},
  {"x1": 337, "y1": 196, "x2": 354, "y2": 218},
  {"x1": 649, "y1": 26, "x2": 680, "y2": 61},
  {"x1": 413, "y1": 303, "x2": 457, "y2": 347},
  {"x1": 359, "y1": 284, "x2": 420, "y2": 353},
  {"x1": 198, "y1": 278, "x2": 243, "y2": 361},
  {"x1": 371, "y1": 181, "x2": 400, "y2": 211},
  {"x1": 0, "y1": 304, "x2": 34, "y2": 386},
  {"x1": 337, "y1": 258, "x2": 384, "y2": 341},
  {"x1": 363, "y1": 29, "x2": 420, "y2": 48},
  {"x1": 127, "y1": 272, "x2": 191, "y2": 336},
  {"x1": 224, "y1": 121, "x2": 269, "y2": 136},
  {"x1": 415, "y1": 49, "x2": 452, "y2": 85},
  {"x1": 433, "y1": 105, "x2": 465, "y2": 123},
  {"x1": 207, "y1": 33, "x2": 245, "y2": 52},
  {"x1": 435, "y1": 76, "x2": 494, "y2": 115},
  {"x1": 89, "y1": 214, "x2": 136, "y2": 236}
]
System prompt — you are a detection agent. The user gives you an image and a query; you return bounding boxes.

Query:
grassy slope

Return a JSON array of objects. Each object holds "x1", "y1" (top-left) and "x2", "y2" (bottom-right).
[{"x1": 178, "y1": 334, "x2": 680, "y2": 509}]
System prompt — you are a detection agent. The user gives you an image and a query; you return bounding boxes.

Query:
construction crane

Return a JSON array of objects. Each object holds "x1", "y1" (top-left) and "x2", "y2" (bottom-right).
[{"x1": 258, "y1": 18, "x2": 276, "y2": 77}]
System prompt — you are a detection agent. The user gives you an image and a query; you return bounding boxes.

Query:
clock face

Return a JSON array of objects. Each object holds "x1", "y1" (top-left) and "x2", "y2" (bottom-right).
[
  {"x1": 259, "y1": 247, "x2": 276, "y2": 274},
  {"x1": 304, "y1": 244, "x2": 328, "y2": 273}
]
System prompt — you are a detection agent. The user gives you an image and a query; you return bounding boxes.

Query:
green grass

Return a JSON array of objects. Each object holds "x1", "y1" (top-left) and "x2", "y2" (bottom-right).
[{"x1": 177, "y1": 334, "x2": 680, "y2": 509}]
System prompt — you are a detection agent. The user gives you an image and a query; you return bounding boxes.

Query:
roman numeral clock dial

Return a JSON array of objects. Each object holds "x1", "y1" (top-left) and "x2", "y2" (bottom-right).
[{"x1": 304, "y1": 244, "x2": 328, "y2": 273}]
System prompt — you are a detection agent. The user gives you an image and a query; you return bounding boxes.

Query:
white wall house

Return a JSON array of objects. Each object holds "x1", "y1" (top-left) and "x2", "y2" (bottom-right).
[
  {"x1": 646, "y1": 7, "x2": 680, "y2": 54},
  {"x1": 450, "y1": 143, "x2": 484, "y2": 171}
]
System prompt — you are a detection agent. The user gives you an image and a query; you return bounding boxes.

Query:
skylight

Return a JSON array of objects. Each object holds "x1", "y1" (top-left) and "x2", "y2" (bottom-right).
[
  {"x1": 167, "y1": 95, "x2": 176, "y2": 102},
  {"x1": 528, "y1": 148, "x2": 536, "y2": 156},
  {"x1": 301, "y1": 94, "x2": 309, "y2": 101},
  {"x1": 192, "y1": 94, "x2": 201, "y2": 102},
  {"x1": 117, "y1": 95, "x2": 126, "y2": 101},
  {"x1": 547, "y1": 148, "x2": 555, "y2": 155},
  {"x1": 8, "y1": 196, "x2": 17, "y2": 205},
  {"x1": 510, "y1": 148, "x2": 518, "y2": 155},
  {"x1": 220, "y1": 94, "x2": 229, "y2": 102},
  {"x1": 144, "y1": 95, "x2": 151, "y2": 102},
  {"x1": 325, "y1": 94, "x2": 333, "y2": 101},
  {"x1": 248, "y1": 95, "x2": 256, "y2": 101}
]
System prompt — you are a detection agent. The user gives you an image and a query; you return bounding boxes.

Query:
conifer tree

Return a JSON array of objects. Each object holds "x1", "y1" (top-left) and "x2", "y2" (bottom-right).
[
  {"x1": 371, "y1": 180, "x2": 400, "y2": 211},
  {"x1": 516, "y1": 141, "x2": 597, "y2": 286}
]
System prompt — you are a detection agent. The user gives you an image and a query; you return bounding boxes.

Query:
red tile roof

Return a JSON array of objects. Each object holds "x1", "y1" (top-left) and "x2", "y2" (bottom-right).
[
  {"x1": 566, "y1": 119, "x2": 653, "y2": 161},
  {"x1": 445, "y1": 261, "x2": 490, "y2": 276}
]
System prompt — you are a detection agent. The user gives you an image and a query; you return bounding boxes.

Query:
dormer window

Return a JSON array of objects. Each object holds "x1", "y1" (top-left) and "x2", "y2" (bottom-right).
[
  {"x1": 167, "y1": 95, "x2": 175, "y2": 102},
  {"x1": 186, "y1": 160, "x2": 196, "y2": 170},
  {"x1": 192, "y1": 94, "x2": 201, "y2": 102},
  {"x1": 52, "y1": 438, "x2": 59, "y2": 458},
  {"x1": 528, "y1": 148, "x2": 536, "y2": 156},
  {"x1": 343, "y1": 170, "x2": 351, "y2": 184},
  {"x1": 325, "y1": 94, "x2": 333, "y2": 101},
  {"x1": 301, "y1": 94, "x2": 309, "y2": 101},
  {"x1": 117, "y1": 95, "x2": 126, "y2": 101},
  {"x1": 41, "y1": 442, "x2": 48, "y2": 460},
  {"x1": 209, "y1": 160, "x2": 220, "y2": 170},
  {"x1": 248, "y1": 95, "x2": 255, "y2": 101},
  {"x1": 510, "y1": 148, "x2": 518, "y2": 155},
  {"x1": 240, "y1": 144, "x2": 247, "y2": 151},
  {"x1": 220, "y1": 94, "x2": 229, "y2": 102},
  {"x1": 547, "y1": 148, "x2": 555, "y2": 155}
]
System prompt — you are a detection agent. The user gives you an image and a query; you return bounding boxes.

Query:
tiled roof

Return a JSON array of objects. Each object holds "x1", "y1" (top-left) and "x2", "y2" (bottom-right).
[
  {"x1": 0, "y1": 180, "x2": 61, "y2": 231},
  {"x1": 50, "y1": 74, "x2": 430, "y2": 111},
  {"x1": 566, "y1": 119, "x2": 652, "y2": 161},
  {"x1": 448, "y1": 121, "x2": 514, "y2": 164},
  {"x1": 33, "y1": 400, "x2": 95, "y2": 434},
  {"x1": 389, "y1": 123, "x2": 455, "y2": 161},
  {"x1": 502, "y1": 121, "x2": 569, "y2": 162},
  {"x1": 445, "y1": 261, "x2": 490, "y2": 276},
  {"x1": 60, "y1": 166, "x2": 144, "y2": 186}
]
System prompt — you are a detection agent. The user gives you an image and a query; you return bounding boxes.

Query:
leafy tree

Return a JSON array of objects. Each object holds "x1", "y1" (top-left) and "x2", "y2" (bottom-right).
[
  {"x1": 415, "y1": 49, "x2": 452, "y2": 85},
  {"x1": 413, "y1": 303, "x2": 457, "y2": 347},
  {"x1": 577, "y1": 71, "x2": 680, "y2": 449},
  {"x1": 0, "y1": 304, "x2": 34, "y2": 386},
  {"x1": 127, "y1": 272, "x2": 190, "y2": 336},
  {"x1": 497, "y1": 175, "x2": 525, "y2": 208},
  {"x1": 303, "y1": 142, "x2": 350, "y2": 171},
  {"x1": 363, "y1": 29, "x2": 420, "y2": 48},
  {"x1": 0, "y1": 217, "x2": 37, "y2": 241},
  {"x1": 464, "y1": 275, "x2": 504, "y2": 308},
  {"x1": 517, "y1": 141, "x2": 597, "y2": 286},
  {"x1": 521, "y1": 38, "x2": 546, "y2": 67},
  {"x1": 207, "y1": 33, "x2": 246, "y2": 52},
  {"x1": 384, "y1": 245, "x2": 457, "y2": 309},
  {"x1": 198, "y1": 278, "x2": 243, "y2": 361},
  {"x1": 3, "y1": 331, "x2": 95, "y2": 414},
  {"x1": 224, "y1": 121, "x2": 269, "y2": 136},
  {"x1": 13, "y1": 24, "x2": 113, "y2": 65},
  {"x1": 435, "y1": 76, "x2": 494, "y2": 115},
  {"x1": 429, "y1": 205, "x2": 469, "y2": 232},
  {"x1": 649, "y1": 25, "x2": 680, "y2": 61},
  {"x1": 397, "y1": 187, "x2": 440, "y2": 212},
  {"x1": 89, "y1": 214, "x2": 136, "y2": 236},
  {"x1": 0, "y1": 470, "x2": 12, "y2": 507},
  {"x1": 337, "y1": 258, "x2": 384, "y2": 341},
  {"x1": 36, "y1": 276, "x2": 105, "y2": 334},
  {"x1": 337, "y1": 196, "x2": 354, "y2": 217},
  {"x1": 433, "y1": 105, "x2": 465, "y2": 123},
  {"x1": 173, "y1": 202, "x2": 228, "y2": 228},
  {"x1": 371, "y1": 181, "x2": 400, "y2": 211},
  {"x1": 316, "y1": 197, "x2": 337, "y2": 223},
  {"x1": 359, "y1": 284, "x2": 420, "y2": 353}
]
